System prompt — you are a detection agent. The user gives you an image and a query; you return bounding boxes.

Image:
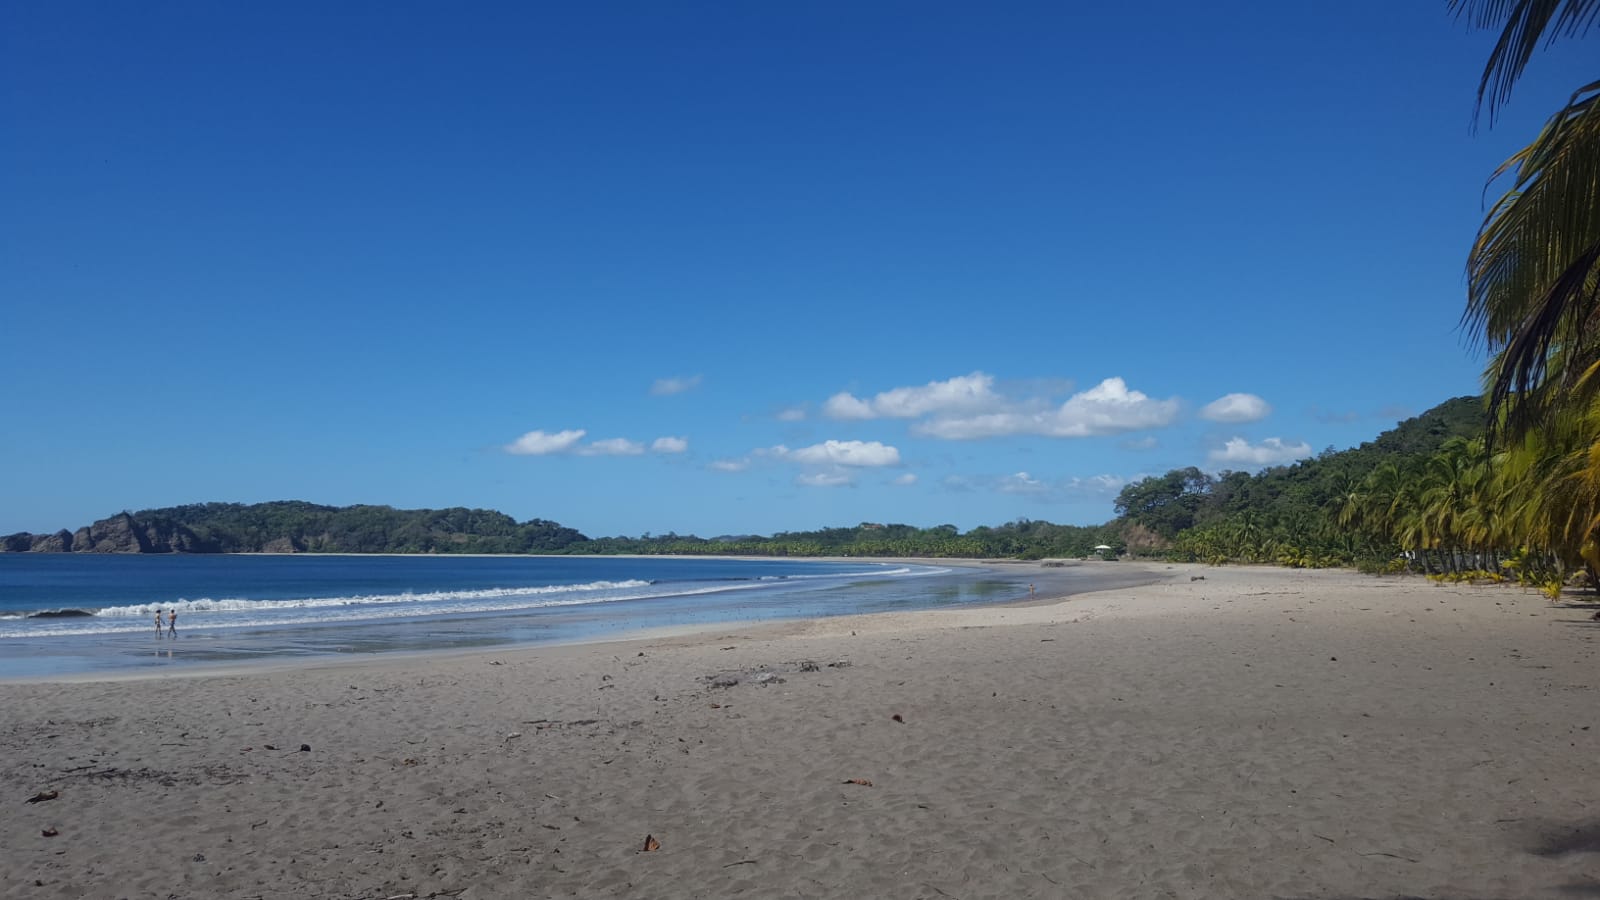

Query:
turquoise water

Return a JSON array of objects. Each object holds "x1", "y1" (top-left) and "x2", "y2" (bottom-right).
[{"x1": 0, "y1": 555, "x2": 1150, "y2": 677}]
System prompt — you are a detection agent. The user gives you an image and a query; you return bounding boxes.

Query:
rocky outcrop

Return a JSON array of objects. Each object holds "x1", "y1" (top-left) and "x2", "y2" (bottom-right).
[
  {"x1": 1, "y1": 516, "x2": 211, "y2": 554},
  {"x1": 31, "y1": 530, "x2": 74, "y2": 552},
  {"x1": 72, "y1": 513, "x2": 148, "y2": 553},
  {"x1": 260, "y1": 536, "x2": 301, "y2": 554},
  {"x1": 137, "y1": 517, "x2": 211, "y2": 553}
]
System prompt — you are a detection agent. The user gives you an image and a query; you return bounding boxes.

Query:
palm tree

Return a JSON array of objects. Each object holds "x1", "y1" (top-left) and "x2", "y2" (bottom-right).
[{"x1": 1454, "y1": 1, "x2": 1600, "y2": 434}]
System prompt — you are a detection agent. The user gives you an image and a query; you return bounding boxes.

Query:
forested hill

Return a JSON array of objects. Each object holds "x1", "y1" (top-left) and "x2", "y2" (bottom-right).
[
  {"x1": 0, "y1": 501, "x2": 589, "y2": 555},
  {"x1": 1361, "y1": 396, "x2": 1482, "y2": 455},
  {"x1": 1112, "y1": 395, "x2": 1486, "y2": 566}
]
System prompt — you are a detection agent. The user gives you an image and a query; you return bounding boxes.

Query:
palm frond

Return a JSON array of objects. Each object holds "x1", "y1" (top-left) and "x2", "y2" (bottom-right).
[
  {"x1": 1452, "y1": 0, "x2": 1600, "y2": 124},
  {"x1": 1464, "y1": 81, "x2": 1600, "y2": 437}
]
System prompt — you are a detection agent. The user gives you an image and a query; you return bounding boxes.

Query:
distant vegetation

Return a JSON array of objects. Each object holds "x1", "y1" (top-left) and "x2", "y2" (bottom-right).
[
  {"x1": 1, "y1": 502, "x2": 1123, "y2": 560},
  {"x1": 0, "y1": 502, "x2": 587, "y2": 556},
  {"x1": 1112, "y1": 398, "x2": 1496, "y2": 573},
  {"x1": 571, "y1": 520, "x2": 1123, "y2": 560}
]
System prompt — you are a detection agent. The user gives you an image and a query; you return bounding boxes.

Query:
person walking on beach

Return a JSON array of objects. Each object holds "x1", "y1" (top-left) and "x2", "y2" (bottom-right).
[
  {"x1": 155, "y1": 610, "x2": 164, "y2": 637},
  {"x1": 167, "y1": 609, "x2": 177, "y2": 636}
]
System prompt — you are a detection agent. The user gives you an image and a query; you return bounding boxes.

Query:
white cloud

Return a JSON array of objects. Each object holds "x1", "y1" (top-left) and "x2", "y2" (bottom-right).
[
  {"x1": 709, "y1": 458, "x2": 750, "y2": 473},
  {"x1": 650, "y1": 375, "x2": 703, "y2": 396},
  {"x1": 821, "y1": 392, "x2": 876, "y2": 420},
  {"x1": 891, "y1": 473, "x2": 918, "y2": 486},
  {"x1": 505, "y1": 429, "x2": 586, "y2": 456},
  {"x1": 1199, "y1": 393, "x2": 1271, "y2": 424},
  {"x1": 579, "y1": 437, "x2": 645, "y2": 456},
  {"x1": 824, "y1": 372, "x2": 1004, "y2": 420},
  {"x1": 1120, "y1": 436, "x2": 1158, "y2": 451},
  {"x1": 917, "y1": 377, "x2": 1178, "y2": 439},
  {"x1": 999, "y1": 471, "x2": 1048, "y2": 495},
  {"x1": 796, "y1": 471, "x2": 853, "y2": 488},
  {"x1": 1209, "y1": 437, "x2": 1313, "y2": 467},
  {"x1": 871, "y1": 372, "x2": 1002, "y2": 418},
  {"x1": 651, "y1": 436, "x2": 688, "y2": 453},
  {"x1": 775, "y1": 439, "x2": 901, "y2": 468},
  {"x1": 776, "y1": 407, "x2": 807, "y2": 422}
]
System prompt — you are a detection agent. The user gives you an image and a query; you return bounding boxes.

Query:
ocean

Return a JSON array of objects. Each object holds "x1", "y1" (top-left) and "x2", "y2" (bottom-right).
[{"x1": 0, "y1": 554, "x2": 1152, "y2": 678}]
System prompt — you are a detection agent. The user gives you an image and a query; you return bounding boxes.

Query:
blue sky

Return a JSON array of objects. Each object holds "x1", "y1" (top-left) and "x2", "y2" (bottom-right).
[{"x1": 2, "y1": 2, "x2": 1593, "y2": 539}]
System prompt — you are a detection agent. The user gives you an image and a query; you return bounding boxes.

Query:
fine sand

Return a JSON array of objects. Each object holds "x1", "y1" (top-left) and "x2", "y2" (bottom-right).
[{"x1": 2, "y1": 563, "x2": 1598, "y2": 899}]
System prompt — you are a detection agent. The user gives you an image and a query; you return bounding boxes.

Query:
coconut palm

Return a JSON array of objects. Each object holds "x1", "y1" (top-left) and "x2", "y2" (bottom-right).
[{"x1": 1453, "y1": 1, "x2": 1600, "y2": 433}]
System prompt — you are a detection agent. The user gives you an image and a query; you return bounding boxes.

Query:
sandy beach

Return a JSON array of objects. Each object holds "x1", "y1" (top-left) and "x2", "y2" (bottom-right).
[{"x1": 3, "y1": 562, "x2": 1597, "y2": 899}]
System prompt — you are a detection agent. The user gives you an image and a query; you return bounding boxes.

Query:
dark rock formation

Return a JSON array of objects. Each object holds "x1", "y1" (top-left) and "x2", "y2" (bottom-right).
[
  {"x1": 30, "y1": 530, "x2": 74, "y2": 552},
  {"x1": 137, "y1": 517, "x2": 212, "y2": 553},
  {"x1": 72, "y1": 513, "x2": 148, "y2": 553}
]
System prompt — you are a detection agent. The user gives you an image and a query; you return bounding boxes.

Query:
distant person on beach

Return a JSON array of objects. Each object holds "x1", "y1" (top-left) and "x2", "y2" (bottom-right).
[
  {"x1": 168, "y1": 609, "x2": 177, "y2": 636},
  {"x1": 155, "y1": 610, "x2": 164, "y2": 637},
  {"x1": 1029, "y1": 583, "x2": 1035, "y2": 598}
]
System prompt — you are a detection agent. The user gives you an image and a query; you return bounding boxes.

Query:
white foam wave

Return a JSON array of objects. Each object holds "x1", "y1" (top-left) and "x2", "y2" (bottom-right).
[
  {"x1": 0, "y1": 564, "x2": 955, "y2": 641},
  {"x1": 93, "y1": 579, "x2": 654, "y2": 617},
  {"x1": 0, "y1": 581, "x2": 761, "y2": 639},
  {"x1": 782, "y1": 565, "x2": 916, "y2": 579}
]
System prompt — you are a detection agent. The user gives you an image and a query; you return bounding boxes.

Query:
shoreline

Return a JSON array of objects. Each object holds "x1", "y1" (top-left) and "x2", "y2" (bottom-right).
[
  {"x1": 0, "y1": 558, "x2": 1162, "y2": 686},
  {"x1": 0, "y1": 554, "x2": 1152, "y2": 679},
  {"x1": 5, "y1": 565, "x2": 1595, "y2": 897}
]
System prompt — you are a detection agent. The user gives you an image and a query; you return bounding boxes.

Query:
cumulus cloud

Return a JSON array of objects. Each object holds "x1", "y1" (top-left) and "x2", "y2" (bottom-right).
[
  {"x1": 796, "y1": 471, "x2": 853, "y2": 488},
  {"x1": 916, "y1": 377, "x2": 1178, "y2": 439},
  {"x1": 891, "y1": 473, "x2": 918, "y2": 486},
  {"x1": 821, "y1": 392, "x2": 876, "y2": 420},
  {"x1": 505, "y1": 429, "x2": 666, "y2": 457},
  {"x1": 1200, "y1": 393, "x2": 1271, "y2": 424},
  {"x1": 506, "y1": 429, "x2": 587, "y2": 456},
  {"x1": 709, "y1": 458, "x2": 750, "y2": 473},
  {"x1": 578, "y1": 437, "x2": 645, "y2": 456},
  {"x1": 824, "y1": 372, "x2": 1003, "y2": 421},
  {"x1": 651, "y1": 436, "x2": 688, "y2": 453},
  {"x1": 773, "y1": 440, "x2": 901, "y2": 468},
  {"x1": 650, "y1": 375, "x2": 703, "y2": 396},
  {"x1": 1209, "y1": 437, "x2": 1313, "y2": 467}
]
